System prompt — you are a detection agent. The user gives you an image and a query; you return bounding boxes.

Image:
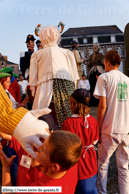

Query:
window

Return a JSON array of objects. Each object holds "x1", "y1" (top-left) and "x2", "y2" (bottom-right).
[
  {"x1": 111, "y1": 35, "x2": 116, "y2": 42},
  {"x1": 1, "y1": 61, "x2": 5, "y2": 67},
  {"x1": 11, "y1": 66, "x2": 14, "y2": 71},
  {"x1": 83, "y1": 38, "x2": 87, "y2": 44},
  {"x1": 93, "y1": 36, "x2": 98, "y2": 44}
]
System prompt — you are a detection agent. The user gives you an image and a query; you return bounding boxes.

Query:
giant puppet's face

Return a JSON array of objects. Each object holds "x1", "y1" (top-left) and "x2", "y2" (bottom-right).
[{"x1": 27, "y1": 40, "x2": 35, "y2": 50}]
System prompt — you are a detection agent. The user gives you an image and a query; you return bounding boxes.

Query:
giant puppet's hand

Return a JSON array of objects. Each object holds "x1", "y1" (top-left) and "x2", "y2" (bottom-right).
[{"x1": 13, "y1": 108, "x2": 51, "y2": 159}]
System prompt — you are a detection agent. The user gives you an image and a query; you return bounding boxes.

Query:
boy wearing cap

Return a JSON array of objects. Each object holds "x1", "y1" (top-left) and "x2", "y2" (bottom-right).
[{"x1": 62, "y1": 89, "x2": 99, "y2": 194}]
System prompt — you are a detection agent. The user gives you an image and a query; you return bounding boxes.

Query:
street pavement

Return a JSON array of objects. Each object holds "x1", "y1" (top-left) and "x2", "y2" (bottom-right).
[{"x1": 0, "y1": 106, "x2": 120, "y2": 194}]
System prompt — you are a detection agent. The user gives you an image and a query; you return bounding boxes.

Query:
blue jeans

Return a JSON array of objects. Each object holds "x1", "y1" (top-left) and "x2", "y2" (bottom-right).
[
  {"x1": 3, "y1": 146, "x2": 18, "y2": 186},
  {"x1": 75, "y1": 173, "x2": 98, "y2": 194}
]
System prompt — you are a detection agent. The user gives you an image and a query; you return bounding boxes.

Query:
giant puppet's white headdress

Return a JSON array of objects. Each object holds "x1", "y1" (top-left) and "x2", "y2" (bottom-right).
[{"x1": 34, "y1": 22, "x2": 65, "y2": 47}]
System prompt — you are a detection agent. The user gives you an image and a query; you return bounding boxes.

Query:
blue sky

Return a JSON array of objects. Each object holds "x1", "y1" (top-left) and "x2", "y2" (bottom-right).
[{"x1": 0, "y1": 0, "x2": 128, "y2": 65}]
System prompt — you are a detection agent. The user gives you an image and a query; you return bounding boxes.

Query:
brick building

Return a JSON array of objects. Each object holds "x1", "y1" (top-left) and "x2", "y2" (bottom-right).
[
  {"x1": 0, "y1": 53, "x2": 19, "y2": 75},
  {"x1": 60, "y1": 25, "x2": 125, "y2": 75}
]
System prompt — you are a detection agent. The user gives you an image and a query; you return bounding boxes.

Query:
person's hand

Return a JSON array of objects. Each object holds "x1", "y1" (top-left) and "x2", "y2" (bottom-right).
[
  {"x1": 16, "y1": 98, "x2": 29, "y2": 108},
  {"x1": 30, "y1": 86, "x2": 35, "y2": 97},
  {"x1": 31, "y1": 145, "x2": 40, "y2": 168},
  {"x1": 0, "y1": 144, "x2": 16, "y2": 169},
  {"x1": 21, "y1": 98, "x2": 29, "y2": 107}
]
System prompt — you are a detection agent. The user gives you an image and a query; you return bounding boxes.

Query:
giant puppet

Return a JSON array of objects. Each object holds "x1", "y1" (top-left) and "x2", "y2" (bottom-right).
[
  {"x1": 124, "y1": 23, "x2": 129, "y2": 77},
  {"x1": 0, "y1": 81, "x2": 51, "y2": 159},
  {"x1": 88, "y1": 43, "x2": 105, "y2": 106},
  {"x1": 29, "y1": 24, "x2": 79, "y2": 129},
  {"x1": 70, "y1": 40, "x2": 84, "y2": 88},
  {"x1": 20, "y1": 34, "x2": 36, "y2": 78}
]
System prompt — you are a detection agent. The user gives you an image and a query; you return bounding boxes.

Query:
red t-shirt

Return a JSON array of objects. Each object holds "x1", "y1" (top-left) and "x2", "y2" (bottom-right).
[
  {"x1": 9, "y1": 136, "x2": 42, "y2": 186},
  {"x1": 62, "y1": 115, "x2": 99, "y2": 180},
  {"x1": 9, "y1": 80, "x2": 21, "y2": 103},
  {"x1": 30, "y1": 164, "x2": 78, "y2": 194}
]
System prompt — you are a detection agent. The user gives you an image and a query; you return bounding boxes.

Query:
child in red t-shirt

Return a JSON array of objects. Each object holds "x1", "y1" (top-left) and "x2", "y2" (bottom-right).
[
  {"x1": 62, "y1": 89, "x2": 99, "y2": 194},
  {"x1": 0, "y1": 132, "x2": 42, "y2": 186},
  {"x1": 0, "y1": 130, "x2": 82, "y2": 194}
]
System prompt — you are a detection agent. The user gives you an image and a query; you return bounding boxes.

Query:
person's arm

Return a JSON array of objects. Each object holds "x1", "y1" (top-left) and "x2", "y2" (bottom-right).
[
  {"x1": 97, "y1": 96, "x2": 107, "y2": 131},
  {"x1": 78, "y1": 80, "x2": 81, "y2": 89},
  {"x1": 0, "y1": 144, "x2": 16, "y2": 193},
  {"x1": 29, "y1": 52, "x2": 38, "y2": 96},
  {"x1": 0, "y1": 132, "x2": 11, "y2": 141}
]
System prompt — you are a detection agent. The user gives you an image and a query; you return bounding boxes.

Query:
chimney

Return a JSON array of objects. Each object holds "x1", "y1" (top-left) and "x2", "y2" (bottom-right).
[{"x1": 3, "y1": 56, "x2": 7, "y2": 60}]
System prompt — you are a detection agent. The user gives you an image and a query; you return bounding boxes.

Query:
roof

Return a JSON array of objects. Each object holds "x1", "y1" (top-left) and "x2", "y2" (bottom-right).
[
  {"x1": 61, "y1": 25, "x2": 123, "y2": 37},
  {"x1": 7, "y1": 60, "x2": 17, "y2": 65},
  {"x1": 0, "y1": 53, "x2": 17, "y2": 64},
  {"x1": 0, "y1": 53, "x2": 6, "y2": 61}
]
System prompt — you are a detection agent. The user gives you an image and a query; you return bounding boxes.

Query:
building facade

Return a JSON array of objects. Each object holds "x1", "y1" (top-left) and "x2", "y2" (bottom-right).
[
  {"x1": 60, "y1": 25, "x2": 125, "y2": 75},
  {"x1": 0, "y1": 53, "x2": 19, "y2": 75}
]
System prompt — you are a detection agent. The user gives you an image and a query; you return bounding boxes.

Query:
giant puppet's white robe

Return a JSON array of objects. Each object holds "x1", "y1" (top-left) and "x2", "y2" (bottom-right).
[{"x1": 29, "y1": 44, "x2": 79, "y2": 110}]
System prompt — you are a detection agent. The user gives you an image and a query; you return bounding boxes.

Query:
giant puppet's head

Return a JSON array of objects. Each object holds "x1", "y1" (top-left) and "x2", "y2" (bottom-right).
[
  {"x1": 39, "y1": 26, "x2": 61, "y2": 48},
  {"x1": 25, "y1": 34, "x2": 36, "y2": 51}
]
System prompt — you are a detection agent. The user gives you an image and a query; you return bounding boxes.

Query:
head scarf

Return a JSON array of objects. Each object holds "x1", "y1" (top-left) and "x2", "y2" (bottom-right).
[{"x1": 39, "y1": 26, "x2": 61, "y2": 48}]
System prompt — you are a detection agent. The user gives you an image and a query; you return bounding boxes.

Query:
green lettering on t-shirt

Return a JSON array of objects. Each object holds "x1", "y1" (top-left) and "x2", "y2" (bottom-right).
[{"x1": 117, "y1": 81, "x2": 128, "y2": 101}]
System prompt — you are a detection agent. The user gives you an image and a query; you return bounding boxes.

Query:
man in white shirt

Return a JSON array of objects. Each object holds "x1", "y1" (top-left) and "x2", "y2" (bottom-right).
[
  {"x1": 94, "y1": 50, "x2": 129, "y2": 194},
  {"x1": 78, "y1": 74, "x2": 90, "y2": 91},
  {"x1": 18, "y1": 75, "x2": 28, "y2": 101}
]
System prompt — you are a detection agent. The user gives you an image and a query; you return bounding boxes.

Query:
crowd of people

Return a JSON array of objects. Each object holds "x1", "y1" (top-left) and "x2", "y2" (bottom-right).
[{"x1": 0, "y1": 25, "x2": 128, "y2": 194}]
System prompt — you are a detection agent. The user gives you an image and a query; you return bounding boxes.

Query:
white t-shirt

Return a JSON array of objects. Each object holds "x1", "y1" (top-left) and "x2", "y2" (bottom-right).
[
  {"x1": 94, "y1": 70, "x2": 129, "y2": 134},
  {"x1": 6, "y1": 90, "x2": 17, "y2": 109},
  {"x1": 78, "y1": 80, "x2": 90, "y2": 90},
  {"x1": 18, "y1": 80, "x2": 28, "y2": 94}
]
